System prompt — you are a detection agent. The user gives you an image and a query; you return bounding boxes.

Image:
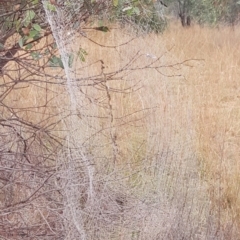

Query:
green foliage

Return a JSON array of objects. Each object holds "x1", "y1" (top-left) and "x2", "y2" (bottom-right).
[
  {"x1": 167, "y1": 0, "x2": 240, "y2": 26},
  {"x1": 46, "y1": 3, "x2": 57, "y2": 12},
  {"x1": 48, "y1": 49, "x2": 87, "y2": 69},
  {"x1": 94, "y1": 26, "x2": 110, "y2": 32},
  {"x1": 191, "y1": 0, "x2": 225, "y2": 25},
  {"x1": 2, "y1": 0, "x2": 239, "y2": 75},
  {"x1": 25, "y1": 43, "x2": 33, "y2": 50},
  {"x1": 198, "y1": 0, "x2": 240, "y2": 25},
  {"x1": 109, "y1": 0, "x2": 167, "y2": 33},
  {"x1": 223, "y1": 0, "x2": 240, "y2": 25},
  {"x1": 33, "y1": 23, "x2": 42, "y2": 31},
  {"x1": 18, "y1": 38, "x2": 24, "y2": 48},
  {"x1": 23, "y1": 10, "x2": 35, "y2": 27}
]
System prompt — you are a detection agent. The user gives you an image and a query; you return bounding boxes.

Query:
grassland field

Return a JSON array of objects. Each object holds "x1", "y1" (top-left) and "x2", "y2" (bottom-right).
[{"x1": 1, "y1": 21, "x2": 240, "y2": 239}]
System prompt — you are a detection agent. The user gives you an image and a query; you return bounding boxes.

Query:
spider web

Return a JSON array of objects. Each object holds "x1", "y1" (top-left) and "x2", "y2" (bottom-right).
[{"x1": 42, "y1": 1, "x2": 218, "y2": 239}]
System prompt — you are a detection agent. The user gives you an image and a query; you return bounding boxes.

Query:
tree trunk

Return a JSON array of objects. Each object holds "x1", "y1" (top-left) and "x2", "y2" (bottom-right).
[{"x1": 178, "y1": 0, "x2": 191, "y2": 27}]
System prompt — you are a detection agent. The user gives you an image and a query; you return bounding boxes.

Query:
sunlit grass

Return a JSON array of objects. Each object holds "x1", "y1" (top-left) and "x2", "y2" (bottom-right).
[
  {"x1": 163, "y1": 22, "x2": 240, "y2": 231},
  {"x1": 1, "y1": 22, "x2": 240, "y2": 238}
]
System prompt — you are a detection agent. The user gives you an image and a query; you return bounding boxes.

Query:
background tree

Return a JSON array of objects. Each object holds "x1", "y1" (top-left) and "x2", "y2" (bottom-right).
[
  {"x1": 165, "y1": 0, "x2": 240, "y2": 26},
  {"x1": 178, "y1": 0, "x2": 192, "y2": 26}
]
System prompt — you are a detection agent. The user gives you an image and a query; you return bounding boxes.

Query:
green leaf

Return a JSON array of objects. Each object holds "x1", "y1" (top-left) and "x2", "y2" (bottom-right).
[
  {"x1": 0, "y1": 43, "x2": 4, "y2": 49},
  {"x1": 27, "y1": 10, "x2": 35, "y2": 20},
  {"x1": 94, "y1": 26, "x2": 110, "y2": 32},
  {"x1": 65, "y1": 1, "x2": 71, "y2": 6},
  {"x1": 33, "y1": 24, "x2": 41, "y2": 31},
  {"x1": 58, "y1": 59, "x2": 64, "y2": 69},
  {"x1": 47, "y1": 3, "x2": 56, "y2": 11},
  {"x1": 68, "y1": 53, "x2": 74, "y2": 68},
  {"x1": 133, "y1": 7, "x2": 140, "y2": 15},
  {"x1": 113, "y1": 0, "x2": 118, "y2": 7},
  {"x1": 23, "y1": 10, "x2": 35, "y2": 27},
  {"x1": 25, "y1": 43, "x2": 33, "y2": 50},
  {"x1": 77, "y1": 47, "x2": 88, "y2": 62},
  {"x1": 49, "y1": 56, "x2": 64, "y2": 68},
  {"x1": 32, "y1": 0, "x2": 39, "y2": 4},
  {"x1": 127, "y1": 8, "x2": 134, "y2": 16},
  {"x1": 19, "y1": 38, "x2": 24, "y2": 48},
  {"x1": 15, "y1": 20, "x2": 21, "y2": 32},
  {"x1": 30, "y1": 52, "x2": 42, "y2": 60},
  {"x1": 29, "y1": 30, "x2": 38, "y2": 38}
]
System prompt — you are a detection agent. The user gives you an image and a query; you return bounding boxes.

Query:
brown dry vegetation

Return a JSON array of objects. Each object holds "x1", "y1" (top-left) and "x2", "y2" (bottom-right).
[
  {"x1": 86, "y1": 22, "x2": 240, "y2": 222},
  {"x1": 0, "y1": 22, "x2": 240, "y2": 239},
  {"x1": 163, "y1": 23, "x2": 240, "y2": 229}
]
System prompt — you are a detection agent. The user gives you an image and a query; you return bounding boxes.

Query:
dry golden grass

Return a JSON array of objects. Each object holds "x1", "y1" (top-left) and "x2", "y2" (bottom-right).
[
  {"x1": 1, "y1": 22, "x2": 240, "y2": 238},
  {"x1": 82, "y1": 23, "x2": 240, "y2": 236},
  {"x1": 67, "y1": 24, "x2": 240, "y2": 236},
  {"x1": 162, "y1": 23, "x2": 240, "y2": 229}
]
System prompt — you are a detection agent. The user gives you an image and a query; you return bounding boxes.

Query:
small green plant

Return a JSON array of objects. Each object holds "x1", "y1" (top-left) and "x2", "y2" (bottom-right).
[{"x1": 77, "y1": 47, "x2": 88, "y2": 62}]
